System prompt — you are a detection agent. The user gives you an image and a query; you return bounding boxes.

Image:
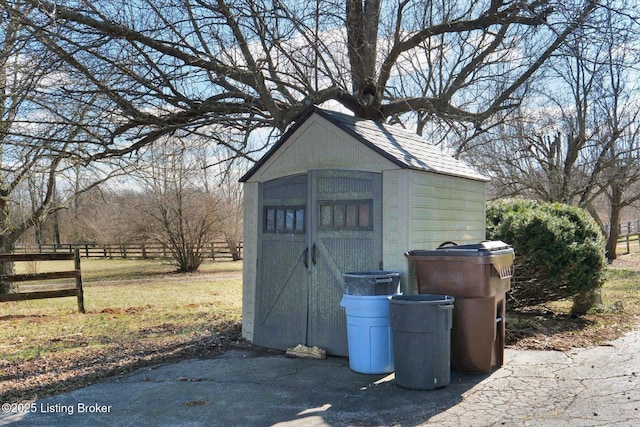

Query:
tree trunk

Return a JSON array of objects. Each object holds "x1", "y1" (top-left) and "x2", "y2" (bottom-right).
[
  {"x1": 0, "y1": 229, "x2": 16, "y2": 294},
  {"x1": 345, "y1": 0, "x2": 382, "y2": 118},
  {"x1": 572, "y1": 287, "x2": 601, "y2": 315},
  {"x1": 226, "y1": 237, "x2": 241, "y2": 261},
  {"x1": 605, "y1": 187, "x2": 623, "y2": 263}
]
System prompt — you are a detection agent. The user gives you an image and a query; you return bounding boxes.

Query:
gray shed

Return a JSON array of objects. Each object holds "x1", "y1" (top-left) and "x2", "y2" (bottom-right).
[{"x1": 240, "y1": 108, "x2": 488, "y2": 356}]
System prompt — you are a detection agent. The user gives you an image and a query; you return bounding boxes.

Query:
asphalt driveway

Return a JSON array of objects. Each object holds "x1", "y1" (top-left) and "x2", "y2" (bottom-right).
[{"x1": 1, "y1": 327, "x2": 639, "y2": 426}]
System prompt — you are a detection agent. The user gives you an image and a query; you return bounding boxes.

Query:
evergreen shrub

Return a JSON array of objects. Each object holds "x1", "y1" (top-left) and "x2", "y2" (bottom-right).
[{"x1": 486, "y1": 199, "x2": 606, "y2": 311}]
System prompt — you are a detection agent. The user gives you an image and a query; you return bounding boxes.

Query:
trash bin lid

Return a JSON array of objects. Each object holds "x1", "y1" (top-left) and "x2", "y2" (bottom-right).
[
  {"x1": 437, "y1": 240, "x2": 512, "y2": 252},
  {"x1": 406, "y1": 241, "x2": 513, "y2": 257},
  {"x1": 344, "y1": 270, "x2": 400, "y2": 278},
  {"x1": 405, "y1": 241, "x2": 514, "y2": 279}
]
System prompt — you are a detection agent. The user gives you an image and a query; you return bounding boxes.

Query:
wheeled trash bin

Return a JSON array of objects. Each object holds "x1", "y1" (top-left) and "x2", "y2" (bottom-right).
[{"x1": 405, "y1": 241, "x2": 514, "y2": 374}]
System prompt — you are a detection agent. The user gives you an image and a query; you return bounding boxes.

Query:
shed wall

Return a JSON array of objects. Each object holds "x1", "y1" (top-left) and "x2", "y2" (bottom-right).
[
  {"x1": 246, "y1": 116, "x2": 396, "y2": 183},
  {"x1": 383, "y1": 169, "x2": 486, "y2": 294}
]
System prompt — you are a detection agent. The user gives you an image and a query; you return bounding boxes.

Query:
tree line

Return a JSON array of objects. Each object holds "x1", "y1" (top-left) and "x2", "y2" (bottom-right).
[{"x1": 20, "y1": 139, "x2": 243, "y2": 272}]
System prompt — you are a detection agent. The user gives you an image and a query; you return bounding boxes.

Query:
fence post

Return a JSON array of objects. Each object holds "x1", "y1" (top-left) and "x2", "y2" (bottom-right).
[
  {"x1": 627, "y1": 234, "x2": 631, "y2": 254},
  {"x1": 74, "y1": 249, "x2": 85, "y2": 314}
]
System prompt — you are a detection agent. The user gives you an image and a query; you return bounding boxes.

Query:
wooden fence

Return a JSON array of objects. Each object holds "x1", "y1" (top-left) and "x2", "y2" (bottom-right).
[
  {"x1": 0, "y1": 250, "x2": 85, "y2": 313},
  {"x1": 613, "y1": 220, "x2": 640, "y2": 255},
  {"x1": 13, "y1": 240, "x2": 243, "y2": 261}
]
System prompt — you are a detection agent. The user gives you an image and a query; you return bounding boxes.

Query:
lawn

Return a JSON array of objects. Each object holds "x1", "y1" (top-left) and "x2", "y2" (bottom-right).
[
  {"x1": 506, "y1": 251, "x2": 640, "y2": 350},
  {"x1": 0, "y1": 259, "x2": 243, "y2": 402}
]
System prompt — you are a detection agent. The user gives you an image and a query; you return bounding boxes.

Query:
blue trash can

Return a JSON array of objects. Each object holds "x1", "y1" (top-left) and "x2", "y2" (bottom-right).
[{"x1": 340, "y1": 294, "x2": 394, "y2": 374}]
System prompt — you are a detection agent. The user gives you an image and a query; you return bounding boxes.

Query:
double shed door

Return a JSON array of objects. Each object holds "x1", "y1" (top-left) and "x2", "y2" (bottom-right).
[{"x1": 255, "y1": 170, "x2": 382, "y2": 356}]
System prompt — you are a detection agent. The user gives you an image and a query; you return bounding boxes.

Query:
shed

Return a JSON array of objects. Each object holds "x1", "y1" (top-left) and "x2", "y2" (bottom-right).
[{"x1": 240, "y1": 108, "x2": 489, "y2": 356}]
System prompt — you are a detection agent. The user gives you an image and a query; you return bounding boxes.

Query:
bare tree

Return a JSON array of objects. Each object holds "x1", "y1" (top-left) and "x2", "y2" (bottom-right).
[
  {"x1": 217, "y1": 173, "x2": 243, "y2": 261},
  {"x1": 595, "y1": 7, "x2": 640, "y2": 261},
  {"x1": 4, "y1": 0, "x2": 597, "y2": 161},
  {"x1": 1, "y1": 3, "x2": 131, "y2": 292},
  {"x1": 132, "y1": 138, "x2": 223, "y2": 272},
  {"x1": 467, "y1": 1, "x2": 640, "y2": 262}
]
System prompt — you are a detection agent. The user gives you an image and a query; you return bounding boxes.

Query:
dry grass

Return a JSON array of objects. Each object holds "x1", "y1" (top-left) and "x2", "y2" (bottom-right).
[
  {"x1": 506, "y1": 251, "x2": 640, "y2": 351},
  {"x1": 0, "y1": 259, "x2": 244, "y2": 402}
]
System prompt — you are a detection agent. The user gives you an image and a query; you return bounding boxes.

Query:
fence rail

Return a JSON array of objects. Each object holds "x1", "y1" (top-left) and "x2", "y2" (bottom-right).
[
  {"x1": 0, "y1": 250, "x2": 85, "y2": 313},
  {"x1": 614, "y1": 220, "x2": 640, "y2": 255},
  {"x1": 616, "y1": 220, "x2": 640, "y2": 236},
  {"x1": 13, "y1": 240, "x2": 243, "y2": 261}
]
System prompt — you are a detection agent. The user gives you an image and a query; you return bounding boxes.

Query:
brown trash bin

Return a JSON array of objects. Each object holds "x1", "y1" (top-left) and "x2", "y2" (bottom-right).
[{"x1": 405, "y1": 241, "x2": 515, "y2": 374}]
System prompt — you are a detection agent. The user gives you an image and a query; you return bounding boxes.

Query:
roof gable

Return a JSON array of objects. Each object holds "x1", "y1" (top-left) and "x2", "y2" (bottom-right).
[{"x1": 240, "y1": 108, "x2": 489, "y2": 182}]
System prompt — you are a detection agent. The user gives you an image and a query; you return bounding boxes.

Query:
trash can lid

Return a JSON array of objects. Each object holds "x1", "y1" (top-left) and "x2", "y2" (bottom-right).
[
  {"x1": 406, "y1": 241, "x2": 513, "y2": 257},
  {"x1": 344, "y1": 270, "x2": 400, "y2": 278},
  {"x1": 438, "y1": 240, "x2": 512, "y2": 252}
]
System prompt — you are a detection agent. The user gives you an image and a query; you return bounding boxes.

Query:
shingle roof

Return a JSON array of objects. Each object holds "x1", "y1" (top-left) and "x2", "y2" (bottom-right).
[
  {"x1": 240, "y1": 107, "x2": 489, "y2": 182},
  {"x1": 316, "y1": 109, "x2": 488, "y2": 182}
]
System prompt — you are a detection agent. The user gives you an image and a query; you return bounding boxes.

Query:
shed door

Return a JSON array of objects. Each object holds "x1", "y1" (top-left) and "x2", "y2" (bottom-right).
[
  {"x1": 254, "y1": 175, "x2": 308, "y2": 350},
  {"x1": 255, "y1": 170, "x2": 381, "y2": 356},
  {"x1": 307, "y1": 170, "x2": 382, "y2": 355}
]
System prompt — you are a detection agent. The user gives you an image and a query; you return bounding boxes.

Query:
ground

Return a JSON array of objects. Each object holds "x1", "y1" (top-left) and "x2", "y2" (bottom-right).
[
  {"x1": 1, "y1": 254, "x2": 638, "y2": 403},
  {"x1": 505, "y1": 252, "x2": 640, "y2": 351}
]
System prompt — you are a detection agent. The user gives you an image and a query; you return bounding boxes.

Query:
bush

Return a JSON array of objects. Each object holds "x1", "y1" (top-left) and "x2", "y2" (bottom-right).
[{"x1": 486, "y1": 199, "x2": 606, "y2": 312}]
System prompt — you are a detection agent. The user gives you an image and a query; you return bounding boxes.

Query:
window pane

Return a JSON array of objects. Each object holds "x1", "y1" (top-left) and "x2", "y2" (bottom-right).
[
  {"x1": 295, "y1": 209, "x2": 305, "y2": 232},
  {"x1": 266, "y1": 209, "x2": 276, "y2": 231},
  {"x1": 346, "y1": 204, "x2": 358, "y2": 227},
  {"x1": 359, "y1": 203, "x2": 370, "y2": 228},
  {"x1": 320, "y1": 204, "x2": 333, "y2": 227},
  {"x1": 333, "y1": 204, "x2": 345, "y2": 227},
  {"x1": 285, "y1": 209, "x2": 295, "y2": 231},
  {"x1": 276, "y1": 209, "x2": 285, "y2": 230}
]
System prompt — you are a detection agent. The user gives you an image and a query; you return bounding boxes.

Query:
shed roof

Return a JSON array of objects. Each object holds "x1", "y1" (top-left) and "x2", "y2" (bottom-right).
[{"x1": 240, "y1": 107, "x2": 489, "y2": 182}]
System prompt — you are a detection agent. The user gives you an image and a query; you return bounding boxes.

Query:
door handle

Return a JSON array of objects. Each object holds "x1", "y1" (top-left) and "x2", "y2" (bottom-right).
[
  {"x1": 311, "y1": 243, "x2": 317, "y2": 265},
  {"x1": 303, "y1": 247, "x2": 309, "y2": 269}
]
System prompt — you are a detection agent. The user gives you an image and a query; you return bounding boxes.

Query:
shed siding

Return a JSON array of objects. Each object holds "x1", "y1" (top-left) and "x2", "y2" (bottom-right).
[
  {"x1": 241, "y1": 182, "x2": 259, "y2": 342},
  {"x1": 409, "y1": 170, "x2": 486, "y2": 247},
  {"x1": 381, "y1": 170, "x2": 410, "y2": 291},
  {"x1": 383, "y1": 169, "x2": 486, "y2": 294},
  {"x1": 247, "y1": 116, "x2": 396, "y2": 183}
]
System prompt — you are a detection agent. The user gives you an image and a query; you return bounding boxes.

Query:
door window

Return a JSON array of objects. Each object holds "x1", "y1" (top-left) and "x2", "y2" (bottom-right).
[
  {"x1": 318, "y1": 200, "x2": 373, "y2": 230},
  {"x1": 264, "y1": 206, "x2": 305, "y2": 233}
]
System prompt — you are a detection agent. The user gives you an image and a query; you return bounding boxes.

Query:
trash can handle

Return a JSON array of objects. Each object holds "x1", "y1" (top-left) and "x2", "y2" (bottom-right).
[
  {"x1": 438, "y1": 304, "x2": 454, "y2": 311},
  {"x1": 374, "y1": 277, "x2": 393, "y2": 284},
  {"x1": 437, "y1": 241, "x2": 459, "y2": 248}
]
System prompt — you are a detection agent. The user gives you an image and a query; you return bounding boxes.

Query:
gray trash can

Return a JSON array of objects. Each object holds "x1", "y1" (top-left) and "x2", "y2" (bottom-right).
[
  {"x1": 343, "y1": 271, "x2": 400, "y2": 295},
  {"x1": 389, "y1": 294, "x2": 454, "y2": 390}
]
